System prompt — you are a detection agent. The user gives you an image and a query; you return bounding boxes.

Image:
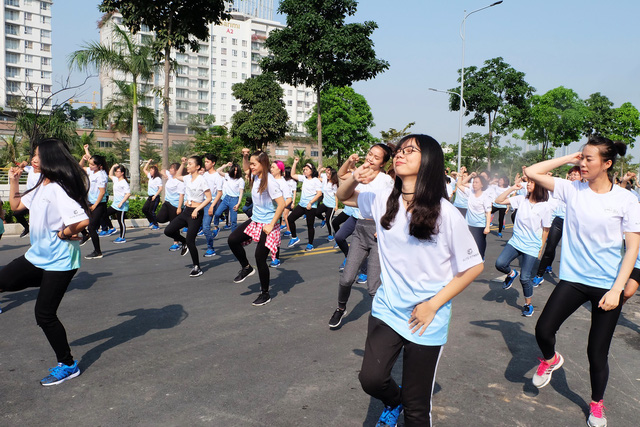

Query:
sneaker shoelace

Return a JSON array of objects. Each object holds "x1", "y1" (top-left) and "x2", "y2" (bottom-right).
[
  {"x1": 535, "y1": 357, "x2": 552, "y2": 376},
  {"x1": 590, "y1": 401, "x2": 605, "y2": 418},
  {"x1": 48, "y1": 363, "x2": 70, "y2": 380}
]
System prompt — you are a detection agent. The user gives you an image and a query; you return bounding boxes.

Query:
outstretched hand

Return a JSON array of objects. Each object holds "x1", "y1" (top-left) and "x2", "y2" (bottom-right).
[{"x1": 353, "y1": 162, "x2": 376, "y2": 184}]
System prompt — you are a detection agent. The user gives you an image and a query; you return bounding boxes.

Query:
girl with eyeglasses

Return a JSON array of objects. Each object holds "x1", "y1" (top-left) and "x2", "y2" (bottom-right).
[
  {"x1": 455, "y1": 171, "x2": 492, "y2": 259},
  {"x1": 337, "y1": 134, "x2": 483, "y2": 426}
]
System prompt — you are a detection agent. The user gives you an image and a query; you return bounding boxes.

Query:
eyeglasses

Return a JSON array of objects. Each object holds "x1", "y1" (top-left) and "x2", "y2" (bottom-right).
[{"x1": 393, "y1": 146, "x2": 421, "y2": 157}]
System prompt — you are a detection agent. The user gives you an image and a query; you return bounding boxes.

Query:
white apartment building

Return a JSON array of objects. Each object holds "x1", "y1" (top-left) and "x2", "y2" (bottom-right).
[
  {"x1": 1, "y1": 0, "x2": 53, "y2": 112},
  {"x1": 99, "y1": 2, "x2": 316, "y2": 135}
]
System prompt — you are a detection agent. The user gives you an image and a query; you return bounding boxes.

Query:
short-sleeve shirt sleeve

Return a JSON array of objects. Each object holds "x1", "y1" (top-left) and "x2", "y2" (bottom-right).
[
  {"x1": 622, "y1": 195, "x2": 640, "y2": 233},
  {"x1": 447, "y1": 207, "x2": 483, "y2": 274},
  {"x1": 267, "y1": 175, "x2": 283, "y2": 200},
  {"x1": 552, "y1": 178, "x2": 576, "y2": 204},
  {"x1": 21, "y1": 188, "x2": 35, "y2": 209},
  {"x1": 509, "y1": 195, "x2": 525, "y2": 210},
  {"x1": 357, "y1": 191, "x2": 377, "y2": 220}
]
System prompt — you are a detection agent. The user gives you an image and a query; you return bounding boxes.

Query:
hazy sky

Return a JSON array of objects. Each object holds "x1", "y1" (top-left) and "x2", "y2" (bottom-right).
[{"x1": 52, "y1": 1, "x2": 640, "y2": 159}]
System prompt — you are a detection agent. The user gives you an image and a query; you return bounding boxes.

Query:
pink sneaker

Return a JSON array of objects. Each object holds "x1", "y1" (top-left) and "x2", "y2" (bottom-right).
[
  {"x1": 532, "y1": 352, "x2": 564, "y2": 388},
  {"x1": 587, "y1": 400, "x2": 607, "y2": 427}
]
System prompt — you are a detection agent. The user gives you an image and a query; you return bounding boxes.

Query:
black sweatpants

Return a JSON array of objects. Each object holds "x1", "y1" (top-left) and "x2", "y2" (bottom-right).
[
  {"x1": 468, "y1": 225, "x2": 487, "y2": 259},
  {"x1": 359, "y1": 315, "x2": 443, "y2": 426},
  {"x1": 535, "y1": 280, "x2": 623, "y2": 402},
  {"x1": 105, "y1": 206, "x2": 127, "y2": 239},
  {"x1": 228, "y1": 219, "x2": 271, "y2": 292},
  {"x1": 157, "y1": 201, "x2": 179, "y2": 224},
  {"x1": 88, "y1": 202, "x2": 108, "y2": 253},
  {"x1": 491, "y1": 206, "x2": 507, "y2": 233},
  {"x1": 315, "y1": 203, "x2": 335, "y2": 235},
  {"x1": 164, "y1": 207, "x2": 203, "y2": 267},
  {"x1": 13, "y1": 207, "x2": 29, "y2": 230},
  {"x1": 0, "y1": 255, "x2": 77, "y2": 365},
  {"x1": 331, "y1": 211, "x2": 350, "y2": 235},
  {"x1": 287, "y1": 204, "x2": 317, "y2": 245},
  {"x1": 142, "y1": 196, "x2": 161, "y2": 225}
]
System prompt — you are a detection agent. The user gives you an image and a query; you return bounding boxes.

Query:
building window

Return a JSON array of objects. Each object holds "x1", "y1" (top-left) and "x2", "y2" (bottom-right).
[
  {"x1": 6, "y1": 38, "x2": 19, "y2": 49},
  {"x1": 40, "y1": 1, "x2": 50, "y2": 10},
  {"x1": 25, "y1": 54, "x2": 33, "y2": 63},
  {"x1": 242, "y1": 40, "x2": 247, "y2": 47},
  {"x1": 211, "y1": 57, "x2": 217, "y2": 65},
  {"x1": 6, "y1": 10, "x2": 19, "y2": 20},
  {"x1": 221, "y1": 70, "x2": 227, "y2": 77},
  {"x1": 198, "y1": 91, "x2": 207, "y2": 100},
  {"x1": 221, "y1": 115, "x2": 226, "y2": 121},
  {"x1": 275, "y1": 149, "x2": 288, "y2": 156},
  {"x1": 5, "y1": 24, "x2": 19, "y2": 35},
  {"x1": 221, "y1": 36, "x2": 227, "y2": 44},
  {"x1": 232, "y1": 49, "x2": 238, "y2": 57},
  {"x1": 198, "y1": 79, "x2": 208, "y2": 88},
  {"x1": 42, "y1": 84, "x2": 51, "y2": 92},
  {"x1": 40, "y1": 15, "x2": 50, "y2": 24},
  {"x1": 221, "y1": 93, "x2": 227, "y2": 99},
  {"x1": 24, "y1": 26, "x2": 33, "y2": 35},
  {"x1": 176, "y1": 88, "x2": 188, "y2": 98},
  {"x1": 241, "y1": 73, "x2": 247, "y2": 79},
  {"x1": 98, "y1": 140, "x2": 113, "y2": 148},
  {"x1": 6, "y1": 0, "x2": 20, "y2": 6},
  {"x1": 198, "y1": 103, "x2": 207, "y2": 111},
  {"x1": 231, "y1": 105, "x2": 237, "y2": 112},
  {"x1": 41, "y1": 29, "x2": 51, "y2": 39},
  {"x1": 7, "y1": 81, "x2": 20, "y2": 92},
  {"x1": 176, "y1": 77, "x2": 188, "y2": 86},
  {"x1": 25, "y1": 68, "x2": 33, "y2": 77},
  {"x1": 242, "y1": 51, "x2": 247, "y2": 58},
  {"x1": 221, "y1": 82, "x2": 227, "y2": 89},
  {"x1": 221, "y1": 48, "x2": 227, "y2": 55},
  {"x1": 231, "y1": 61, "x2": 237, "y2": 68},
  {"x1": 221, "y1": 59, "x2": 227, "y2": 66},
  {"x1": 41, "y1": 43, "x2": 51, "y2": 52},
  {"x1": 25, "y1": 40, "x2": 33, "y2": 49},
  {"x1": 25, "y1": 12, "x2": 33, "y2": 20},
  {"x1": 41, "y1": 57, "x2": 51, "y2": 66},
  {"x1": 41, "y1": 71, "x2": 51, "y2": 79},
  {"x1": 198, "y1": 68, "x2": 207, "y2": 77},
  {"x1": 176, "y1": 101, "x2": 189, "y2": 110},
  {"x1": 232, "y1": 72, "x2": 237, "y2": 79},
  {"x1": 6, "y1": 53, "x2": 20, "y2": 64},
  {"x1": 287, "y1": 100, "x2": 292, "y2": 106},
  {"x1": 310, "y1": 151, "x2": 319, "y2": 157}
]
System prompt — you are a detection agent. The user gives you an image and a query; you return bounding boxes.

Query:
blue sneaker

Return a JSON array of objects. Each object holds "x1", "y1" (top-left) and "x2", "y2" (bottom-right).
[
  {"x1": 532, "y1": 276, "x2": 544, "y2": 288},
  {"x1": 98, "y1": 230, "x2": 108, "y2": 236},
  {"x1": 269, "y1": 258, "x2": 281, "y2": 268},
  {"x1": 40, "y1": 360, "x2": 80, "y2": 386},
  {"x1": 327, "y1": 235, "x2": 335, "y2": 242},
  {"x1": 503, "y1": 270, "x2": 518, "y2": 290},
  {"x1": 545, "y1": 266, "x2": 553, "y2": 274},
  {"x1": 169, "y1": 243, "x2": 181, "y2": 251},
  {"x1": 321, "y1": 219, "x2": 326, "y2": 228},
  {"x1": 522, "y1": 304, "x2": 534, "y2": 317},
  {"x1": 305, "y1": 244, "x2": 314, "y2": 251},
  {"x1": 333, "y1": 242, "x2": 339, "y2": 249},
  {"x1": 106, "y1": 228, "x2": 118, "y2": 236},
  {"x1": 339, "y1": 259, "x2": 346, "y2": 271},
  {"x1": 282, "y1": 231, "x2": 291, "y2": 237},
  {"x1": 280, "y1": 224, "x2": 287, "y2": 230},
  {"x1": 182, "y1": 227, "x2": 188, "y2": 233},
  {"x1": 197, "y1": 229, "x2": 204, "y2": 236},
  {"x1": 356, "y1": 274, "x2": 368, "y2": 284},
  {"x1": 114, "y1": 237, "x2": 126, "y2": 244},
  {"x1": 204, "y1": 248, "x2": 216, "y2": 257},
  {"x1": 376, "y1": 404, "x2": 403, "y2": 427},
  {"x1": 212, "y1": 228, "x2": 219, "y2": 238},
  {"x1": 287, "y1": 237, "x2": 300, "y2": 247},
  {"x1": 498, "y1": 232, "x2": 502, "y2": 237},
  {"x1": 223, "y1": 225, "x2": 232, "y2": 230},
  {"x1": 151, "y1": 224, "x2": 160, "y2": 230}
]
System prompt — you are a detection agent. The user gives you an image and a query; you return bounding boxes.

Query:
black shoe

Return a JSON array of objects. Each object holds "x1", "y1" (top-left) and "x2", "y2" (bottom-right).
[
  {"x1": 189, "y1": 266, "x2": 203, "y2": 277},
  {"x1": 20, "y1": 228, "x2": 29, "y2": 238},
  {"x1": 79, "y1": 234, "x2": 90, "y2": 246},
  {"x1": 252, "y1": 292, "x2": 271, "y2": 306},
  {"x1": 180, "y1": 243, "x2": 189, "y2": 257},
  {"x1": 84, "y1": 251, "x2": 103, "y2": 260},
  {"x1": 329, "y1": 308, "x2": 347, "y2": 328},
  {"x1": 233, "y1": 265, "x2": 255, "y2": 283}
]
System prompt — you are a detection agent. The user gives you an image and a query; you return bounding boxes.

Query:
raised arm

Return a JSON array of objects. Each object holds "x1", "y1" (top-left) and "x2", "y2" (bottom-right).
[
  {"x1": 174, "y1": 158, "x2": 187, "y2": 182},
  {"x1": 291, "y1": 157, "x2": 300, "y2": 180},
  {"x1": 525, "y1": 152, "x2": 582, "y2": 193},
  {"x1": 8, "y1": 167, "x2": 26, "y2": 211},
  {"x1": 142, "y1": 159, "x2": 152, "y2": 176},
  {"x1": 338, "y1": 154, "x2": 359, "y2": 184},
  {"x1": 494, "y1": 179, "x2": 523, "y2": 205},
  {"x1": 241, "y1": 148, "x2": 251, "y2": 179},
  {"x1": 456, "y1": 172, "x2": 474, "y2": 192},
  {"x1": 217, "y1": 162, "x2": 232, "y2": 177},
  {"x1": 336, "y1": 163, "x2": 378, "y2": 207},
  {"x1": 109, "y1": 164, "x2": 117, "y2": 179},
  {"x1": 79, "y1": 144, "x2": 91, "y2": 167}
]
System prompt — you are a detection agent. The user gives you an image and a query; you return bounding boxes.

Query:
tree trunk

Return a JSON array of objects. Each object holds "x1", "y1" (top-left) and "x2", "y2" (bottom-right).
[
  {"x1": 130, "y1": 79, "x2": 141, "y2": 192},
  {"x1": 316, "y1": 86, "x2": 323, "y2": 168},
  {"x1": 161, "y1": 44, "x2": 171, "y2": 172},
  {"x1": 487, "y1": 115, "x2": 492, "y2": 170}
]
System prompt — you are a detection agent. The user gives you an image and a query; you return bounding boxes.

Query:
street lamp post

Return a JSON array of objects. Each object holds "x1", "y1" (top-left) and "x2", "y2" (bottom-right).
[
  {"x1": 428, "y1": 88, "x2": 466, "y2": 170},
  {"x1": 459, "y1": 1, "x2": 503, "y2": 171}
]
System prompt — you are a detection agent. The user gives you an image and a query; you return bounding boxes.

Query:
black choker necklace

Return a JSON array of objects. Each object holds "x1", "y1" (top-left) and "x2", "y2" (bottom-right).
[{"x1": 402, "y1": 192, "x2": 414, "y2": 195}]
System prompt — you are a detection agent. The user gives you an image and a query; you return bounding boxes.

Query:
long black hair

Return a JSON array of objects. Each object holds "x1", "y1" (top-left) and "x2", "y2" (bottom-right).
[
  {"x1": 25, "y1": 138, "x2": 90, "y2": 214},
  {"x1": 526, "y1": 181, "x2": 549, "y2": 203},
  {"x1": 380, "y1": 134, "x2": 447, "y2": 240}
]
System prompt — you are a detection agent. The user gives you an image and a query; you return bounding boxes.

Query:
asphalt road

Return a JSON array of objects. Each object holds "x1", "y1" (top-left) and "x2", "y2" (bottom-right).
[{"x1": 1, "y1": 223, "x2": 639, "y2": 426}]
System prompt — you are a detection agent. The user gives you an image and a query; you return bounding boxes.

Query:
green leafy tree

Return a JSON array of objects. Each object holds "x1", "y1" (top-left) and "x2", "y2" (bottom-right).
[
  {"x1": 111, "y1": 138, "x2": 130, "y2": 164},
  {"x1": 608, "y1": 102, "x2": 640, "y2": 148},
  {"x1": 100, "y1": 80, "x2": 158, "y2": 135},
  {"x1": 522, "y1": 86, "x2": 586, "y2": 161},
  {"x1": 230, "y1": 73, "x2": 289, "y2": 151},
  {"x1": 69, "y1": 23, "x2": 157, "y2": 192},
  {"x1": 169, "y1": 141, "x2": 193, "y2": 164},
  {"x1": 189, "y1": 115, "x2": 241, "y2": 161},
  {"x1": 380, "y1": 122, "x2": 415, "y2": 146},
  {"x1": 140, "y1": 142, "x2": 161, "y2": 164},
  {"x1": 14, "y1": 105, "x2": 80, "y2": 153},
  {"x1": 261, "y1": 0, "x2": 389, "y2": 165},
  {"x1": 449, "y1": 57, "x2": 535, "y2": 169},
  {"x1": 99, "y1": 0, "x2": 229, "y2": 171},
  {"x1": 304, "y1": 86, "x2": 376, "y2": 165},
  {"x1": 286, "y1": 148, "x2": 315, "y2": 168},
  {"x1": 582, "y1": 92, "x2": 615, "y2": 138}
]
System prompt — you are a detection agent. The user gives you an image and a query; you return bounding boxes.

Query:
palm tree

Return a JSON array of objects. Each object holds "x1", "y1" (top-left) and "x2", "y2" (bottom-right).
[
  {"x1": 69, "y1": 24, "x2": 157, "y2": 192},
  {"x1": 100, "y1": 80, "x2": 157, "y2": 136}
]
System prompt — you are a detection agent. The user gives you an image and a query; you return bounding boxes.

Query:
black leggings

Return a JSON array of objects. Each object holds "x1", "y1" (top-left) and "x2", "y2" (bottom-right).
[
  {"x1": 315, "y1": 203, "x2": 335, "y2": 235},
  {"x1": 535, "y1": 280, "x2": 623, "y2": 402},
  {"x1": 106, "y1": 206, "x2": 127, "y2": 239},
  {"x1": 334, "y1": 215, "x2": 357, "y2": 257},
  {"x1": 142, "y1": 196, "x2": 161, "y2": 225},
  {"x1": 0, "y1": 255, "x2": 77, "y2": 365},
  {"x1": 88, "y1": 202, "x2": 108, "y2": 253},
  {"x1": 491, "y1": 206, "x2": 507, "y2": 233},
  {"x1": 359, "y1": 315, "x2": 442, "y2": 426},
  {"x1": 331, "y1": 211, "x2": 350, "y2": 235},
  {"x1": 13, "y1": 207, "x2": 29, "y2": 230},
  {"x1": 228, "y1": 219, "x2": 271, "y2": 292},
  {"x1": 164, "y1": 207, "x2": 203, "y2": 267},
  {"x1": 157, "y1": 202, "x2": 179, "y2": 224},
  {"x1": 536, "y1": 217, "x2": 563, "y2": 276},
  {"x1": 287, "y1": 204, "x2": 317, "y2": 245},
  {"x1": 468, "y1": 226, "x2": 487, "y2": 259}
]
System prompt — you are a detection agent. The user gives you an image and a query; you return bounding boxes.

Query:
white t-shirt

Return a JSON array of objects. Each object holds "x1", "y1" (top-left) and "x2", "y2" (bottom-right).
[
  {"x1": 358, "y1": 188, "x2": 482, "y2": 346},
  {"x1": 489, "y1": 184, "x2": 508, "y2": 208},
  {"x1": 22, "y1": 183, "x2": 89, "y2": 271},
  {"x1": 203, "y1": 171, "x2": 224, "y2": 202},
  {"x1": 275, "y1": 176, "x2": 293, "y2": 202},
  {"x1": 351, "y1": 172, "x2": 394, "y2": 219},
  {"x1": 554, "y1": 178, "x2": 640, "y2": 289},
  {"x1": 320, "y1": 173, "x2": 337, "y2": 208},
  {"x1": 453, "y1": 186, "x2": 469, "y2": 209},
  {"x1": 222, "y1": 173, "x2": 245, "y2": 198},
  {"x1": 24, "y1": 165, "x2": 41, "y2": 190},
  {"x1": 287, "y1": 178, "x2": 297, "y2": 196},
  {"x1": 86, "y1": 168, "x2": 108, "y2": 204},
  {"x1": 146, "y1": 173, "x2": 163, "y2": 197},
  {"x1": 110, "y1": 177, "x2": 130, "y2": 212},
  {"x1": 464, "y1": 187, "x2": 492, "y2": 227},
  {"x1": 251, "y1": 173, "x2": 283, "y2": 224},
  {"x1": 508, "y1": 195, "x2": 553, "y2": 257},
  {"x1": 297, "y1": 175, "x2": 322, "y2": 208},
  {"x1": 183, "y1": 174, "x2": 210, "y2": 204},
  {"x1": 164, "y1": 173, "x2": 185, "y2": 208}
]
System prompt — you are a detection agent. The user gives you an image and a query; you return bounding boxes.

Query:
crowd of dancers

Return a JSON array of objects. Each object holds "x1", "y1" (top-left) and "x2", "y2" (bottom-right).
[{"x1": 1, "y1": 134, "x2": 639, "y2": 427}]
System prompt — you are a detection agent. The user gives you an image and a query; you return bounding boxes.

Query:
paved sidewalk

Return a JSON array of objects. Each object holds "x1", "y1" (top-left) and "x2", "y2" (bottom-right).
[{"x1": 1, "y1": 226, "x2": 639, "y2": 426}]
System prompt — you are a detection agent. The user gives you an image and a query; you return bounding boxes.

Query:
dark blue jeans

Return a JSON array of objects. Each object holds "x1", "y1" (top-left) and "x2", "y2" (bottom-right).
[{"x1": 495, "y1": 243, "x2": 536, "y2": 298}]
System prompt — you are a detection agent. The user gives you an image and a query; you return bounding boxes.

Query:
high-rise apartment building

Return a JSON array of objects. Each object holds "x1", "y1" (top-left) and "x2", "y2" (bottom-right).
[
  {"x1": 99, "y1": 1, "x2": 315, "y2": 134},
  {"x1": 1, "y1": 0, "x2": 53, "y2": 112}
]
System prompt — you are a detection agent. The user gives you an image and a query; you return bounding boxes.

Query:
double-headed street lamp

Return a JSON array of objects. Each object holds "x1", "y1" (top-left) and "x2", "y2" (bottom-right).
[{"x1": 428, "y1": 88, "x2": 466, "y2": 170}]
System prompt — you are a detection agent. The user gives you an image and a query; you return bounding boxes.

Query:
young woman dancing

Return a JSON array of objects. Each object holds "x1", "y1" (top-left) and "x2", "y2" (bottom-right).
[
  {"x1": 79, "y1": 147, "x2": 109, "y2": 260},
  {"x1": 525, "y1": 136, "x2": 640, "y2": 427},
  {"x1": 337, "y1": 134, "x2": 483, "y2": 426},
  {"x1": 142, "y1": 159, "x2": 163, "y2": 230},
  {"x1": 158, "y1": 163, "x2": 185, "y2": 251},
  {"x1": 269, "y1": 160, "x2": 293, "y2": 268},
  {"x1": 456, "y1": 172, "x2": 492, "y2": 260},
  {"x1": 316, "y1": 166, "x2": 339, "y2": 241},
  {"x1": 280, "y1": 166, "x2": 298, "y2": 237},
  {"x1": 494, "y1": 176, "x2": 552, "y2": 317},
  {"x1": 164, "y1": 156, "x2": 212, "y2": 277},
  {"x1": 106, "y1": 164, "x2": 131, "y2": 243},
  {"x1": 0, "y1": 138, "x2": 90, "y2": 386},
  {"x1": 213, "y1": 161, "x2": 245, "y2": 233},
  {"x1": 286, "y1": 158, "x2": 323, "y2": 251},
  {"x1": 489, "y1": 175, "x2": 510, "y2": 237},
  {"x1": 229, "y1": 150, "x2": 285, "y2": 306}
]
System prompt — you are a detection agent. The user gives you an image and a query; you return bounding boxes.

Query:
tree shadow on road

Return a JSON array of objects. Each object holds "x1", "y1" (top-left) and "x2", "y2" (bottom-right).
[
  {"x1": 470, "y1": 319, "x2": 587, "y2": 415},
  {"x1": 70, "y1": 304, "x2": 188, "y2": 372}
]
